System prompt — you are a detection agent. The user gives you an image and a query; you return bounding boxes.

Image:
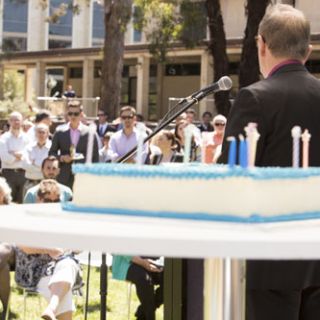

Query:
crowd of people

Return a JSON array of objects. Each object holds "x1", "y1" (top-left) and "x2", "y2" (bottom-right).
[
  {"x1": 3, "y1": 3, "x2": 317, "y2": 319},
  {"x1": 0, "y1": 99, "x2": 225, "y2": 320}
]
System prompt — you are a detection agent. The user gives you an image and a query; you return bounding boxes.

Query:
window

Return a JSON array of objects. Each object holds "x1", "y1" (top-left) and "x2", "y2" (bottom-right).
[
  {"x1": 132, "y1": 6, "x2": 142, "y2": 43},
  {"x1": 49, "y1": 0, "x2": 73, "y2": 37},
  {"x1": 92, "y1": 2, "x2": 105, "y2": 41},
  {"x1": 2, "y1": 37, "x2": 27, "y2": 52},
  {"x1": 165, "y1": 64, "x2": 200, "y2": 76},
  {"x1": 3, "y1": 0, "x2": 28, "y2": 33},
  {"x1": 69, "y1": 67, "x2": 83, "y2": 79}
]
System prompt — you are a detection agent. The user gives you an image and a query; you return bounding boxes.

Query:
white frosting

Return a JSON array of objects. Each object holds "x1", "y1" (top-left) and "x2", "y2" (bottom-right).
[{"x1": 72, "y1": 173, "x2": 320, "y2": 217}]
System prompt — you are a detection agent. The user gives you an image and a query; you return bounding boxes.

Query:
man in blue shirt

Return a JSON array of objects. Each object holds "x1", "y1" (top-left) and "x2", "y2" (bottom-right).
[{"x1": 24, "y1": 156, "x2": 72, "y2": 204}]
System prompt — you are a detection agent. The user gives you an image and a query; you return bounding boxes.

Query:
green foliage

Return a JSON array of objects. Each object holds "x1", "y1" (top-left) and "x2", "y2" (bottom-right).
[
  {"x1": 180, "y1": 0, "x2": 207, "y2": 48},
  {"x1": 3, "y1": 70, "x2": 24, "y2": 101},
  {"x1": 0, "y1": 70, "x2": 31, "y2": 119},
  {"x1": 134, "y1": 0, "x2": 183, "y2": 63},
  {"x1": 0, "y1": 99, "x2": 32, "y2": 119},
  {"x1": 134, "y1": 0, "x2": 207, "y2": 62}
]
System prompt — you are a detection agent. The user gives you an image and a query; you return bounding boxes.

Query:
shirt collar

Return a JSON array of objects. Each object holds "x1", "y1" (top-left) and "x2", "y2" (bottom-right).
[
  {"x1": 68, "y1": 122, "x2": 85, "y2": 132},
  {"x1": 268, "y1": 59, "x2": 302, "y2": 78}
]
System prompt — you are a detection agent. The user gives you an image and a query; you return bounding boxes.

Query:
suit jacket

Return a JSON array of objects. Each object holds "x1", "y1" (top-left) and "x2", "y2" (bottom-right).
[
  {"x1": 96, "y1": 123, "x2": 116, "y2": 138},
  {"x1": 49, "y1": 123, "x2": 99, "y2": 189},
  {"x1": 219, "y1": 63, "x2": 320, "y2": 290},
  {"x1": 198, "y1": 123, "x2": 214, "y2": 132}
]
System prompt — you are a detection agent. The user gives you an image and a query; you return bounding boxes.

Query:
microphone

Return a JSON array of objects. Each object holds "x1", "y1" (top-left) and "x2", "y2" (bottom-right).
[{"x1": 191, "y1": 76, "x2": 232, "y2": 100}]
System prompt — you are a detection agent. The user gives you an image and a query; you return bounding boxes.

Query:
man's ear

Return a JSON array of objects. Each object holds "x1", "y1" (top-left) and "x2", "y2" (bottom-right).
[
  {"x1": 258, "y1": 35, "x2": 267, "y2": 58},
  {"x1": 303, "y1": 44, "x2": 313, "y2": 64}
]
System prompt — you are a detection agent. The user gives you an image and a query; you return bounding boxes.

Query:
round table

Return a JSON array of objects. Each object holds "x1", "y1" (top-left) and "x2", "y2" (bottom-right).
[{"x1": 2, "y1": 203, "x2": 320, "y2": 320}]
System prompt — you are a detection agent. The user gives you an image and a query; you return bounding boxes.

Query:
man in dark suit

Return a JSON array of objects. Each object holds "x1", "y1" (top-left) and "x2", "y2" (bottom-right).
[
  {"x1": 198, "y1": 111, "x2": 214, "y2": 133},
  {"x1": 96, "y1": 109, "x2": 116, "y2": 139},
  {"x1": 219, "y1": 4, "x2": 320, "y2": 320},
  {"x1": 49, "y1": 101, "x2": 99, "y2": 189}
]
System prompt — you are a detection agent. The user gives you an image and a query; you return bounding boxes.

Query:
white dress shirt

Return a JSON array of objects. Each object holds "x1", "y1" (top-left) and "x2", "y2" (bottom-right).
[
  {"x1": 0, "y1": 131, "x2": 30, "y2": 169},
  {"x1": 23, "y1": 140, "x2": 52, "y2": 180}
]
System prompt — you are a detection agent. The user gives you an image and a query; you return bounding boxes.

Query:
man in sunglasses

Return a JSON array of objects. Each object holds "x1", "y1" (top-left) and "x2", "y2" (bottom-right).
[
  {"x1": 49, "y1": 101, "x2": 99, "y2": 189},
  {"x1": 219, "y1": 4, "x2": 320, "y2": 320},
  {"x1": 109, "y1": 106, "x2": 148, "y2": 163},
  {"x1": 96, "y1": 109, "x2": 116, "y2": 142}
]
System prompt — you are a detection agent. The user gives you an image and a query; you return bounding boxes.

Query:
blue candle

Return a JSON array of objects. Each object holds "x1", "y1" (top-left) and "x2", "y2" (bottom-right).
[
  {"x1": 227, "y1": 137, "x2": 237, "y2": 167},
  {"x1": 239, "y1": 134, "x2": 248, "y2": 168}
]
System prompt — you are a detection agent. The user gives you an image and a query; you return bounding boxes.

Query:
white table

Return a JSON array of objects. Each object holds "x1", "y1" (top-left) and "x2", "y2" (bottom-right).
[
  {"x1": 2, "y1": 203, "x2": 320, "y2": 320},
  {"x1": 2, "y1": 203, "x2": 320, "y2": 259}
]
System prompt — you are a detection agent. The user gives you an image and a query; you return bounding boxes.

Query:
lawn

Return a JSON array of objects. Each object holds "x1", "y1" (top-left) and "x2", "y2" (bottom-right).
[{"x1": 2, "y1": 266, "x2": 164, "y2": 320}]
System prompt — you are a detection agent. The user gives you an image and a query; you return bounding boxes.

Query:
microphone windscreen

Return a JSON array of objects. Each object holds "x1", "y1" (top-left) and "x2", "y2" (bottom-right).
[{"x1": 218, "y1": 76, "x2": 233, "y2": 91}]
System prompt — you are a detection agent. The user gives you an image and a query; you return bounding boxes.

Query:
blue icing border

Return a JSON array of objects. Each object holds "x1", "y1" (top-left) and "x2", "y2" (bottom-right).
[
  {"x1": 62, "y1": 202, "x2": 320, "y2": 224},
  {"x1": 72, "y1": 163, "x2": 320, "y2": 180}
]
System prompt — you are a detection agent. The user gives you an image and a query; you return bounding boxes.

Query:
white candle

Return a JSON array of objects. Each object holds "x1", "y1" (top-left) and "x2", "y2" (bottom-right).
[
  {"x1": 201, "y1": 131, "x2": 210, "y2": 163},
  {"x1": 301, "y1": 129, "x2": 311, "y2": 169},
  {"x1": 291, "y1": 126, "x2": 301, "y2": 168},
  {"x1": 136, "y1": 122, "x2": 145, "y2": 165},
  {"x1": 244, "y1": 123, "x2": 260, "y2": 168},
  {"x1": 86, "y1": 122, "x2": 97, "y2": 164},
  {"x1": 183, "y1": 124, "x2": 193, "y2": 163}
]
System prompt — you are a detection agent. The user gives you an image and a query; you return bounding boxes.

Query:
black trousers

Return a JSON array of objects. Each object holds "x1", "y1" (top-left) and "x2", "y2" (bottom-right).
[
  {"x1": 126, "y1": 263, "x2": 163, "y2": 320},
  {"x1": 246, "y1": 287, "x2": 320, "y2": 320},
  {"x1": 1, "y1": 169, "x2": 26, "y2": 203}
]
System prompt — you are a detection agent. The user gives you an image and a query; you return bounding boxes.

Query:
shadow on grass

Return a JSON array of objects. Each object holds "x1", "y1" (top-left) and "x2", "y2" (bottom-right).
[{"x1": 76, "y1": 302, "x2": 111, "y2": 314}]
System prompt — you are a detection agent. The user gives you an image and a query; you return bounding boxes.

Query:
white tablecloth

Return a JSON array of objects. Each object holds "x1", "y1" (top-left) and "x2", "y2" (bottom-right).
[{"x1": 1, "y1": 203, "x2": 320, "y2": 259}]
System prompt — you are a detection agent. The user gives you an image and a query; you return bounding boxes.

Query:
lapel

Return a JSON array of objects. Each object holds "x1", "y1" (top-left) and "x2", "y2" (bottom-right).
[
  {"x1": 76, "y1": 123, "x2": 88, "y2": 151},
  {"x1": 65, "y1": 128, "x2": 72, "y2": 148}
]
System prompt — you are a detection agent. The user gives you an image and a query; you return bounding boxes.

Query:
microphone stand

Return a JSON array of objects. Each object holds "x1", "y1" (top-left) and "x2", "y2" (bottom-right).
[
  {"x1": 117, "y1": 95, "x2": 204, "y2": 163},
  {"x1": 96, "y1": 85, "x2": 228, "y2": 320}
]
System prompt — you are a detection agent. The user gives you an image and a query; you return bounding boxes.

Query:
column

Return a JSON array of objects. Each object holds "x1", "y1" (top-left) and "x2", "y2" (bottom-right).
[
  {"x1": 27, "y1": 1, "x2": 48, "y2": 51},
  {"x1": 200, "y1": 51, "x2": 214, "y2": 116},
  {"x1": 24, "y1": 67, "x2": 35, "y2": 103},
  {"x1": 157, "y1": 63, "x2": 165, "y2": 119},
  {"x1": 204, "y1": 258, "x2": 223, "y2": 320},
  {"x1": 136, "y1": 55, "x2": 150, "y2": 118},
  {"x1": 72, "y1": 0, "x2": 93, "y2": 48},
  {"x1": 82, "y1": 58, "x2": 95, "y2": 116},
  {"x1": 35, "y1": 61, "x2": 46, "y2": 98}
]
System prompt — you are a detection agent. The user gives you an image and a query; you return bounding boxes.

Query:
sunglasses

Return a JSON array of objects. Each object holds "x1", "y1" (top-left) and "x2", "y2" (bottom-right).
[
  {"x1": 214, "y1": 122, "x2": 225, "y2": 127},
  {"x1": 97, "y1": 114, "x2": 105, "y2": 117},
  {"x1": 68, "y1": 111, "x2": 80, "y2": 117},
  {"x1": 121, "y1": 115, "x2": 134, "y2": 120},
  {"x1": 43, "y1": 198, "x2": 60, "y2": 203}
]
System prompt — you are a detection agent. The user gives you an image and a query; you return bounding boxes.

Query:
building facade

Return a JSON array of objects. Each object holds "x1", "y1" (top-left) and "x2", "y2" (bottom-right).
[{"x1": 0, "y1": 0, "x2": 320, "y2": 120}]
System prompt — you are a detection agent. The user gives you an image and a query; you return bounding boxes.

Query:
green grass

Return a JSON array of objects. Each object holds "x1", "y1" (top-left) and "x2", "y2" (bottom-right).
[{"x1": 2, "y1": 266, "x2": 163, "y2": 320}]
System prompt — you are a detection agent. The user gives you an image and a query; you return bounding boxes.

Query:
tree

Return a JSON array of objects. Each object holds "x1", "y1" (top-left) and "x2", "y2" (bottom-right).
[
  {"x1": 100, "y1": 0, "x2": 132, "y2": 119},
  {"x1": 239, "y1": 0, "x2": 270, "y2": 88},
  {"x1": 206, "y1": 0, "x2": 230, "y2": 116}
]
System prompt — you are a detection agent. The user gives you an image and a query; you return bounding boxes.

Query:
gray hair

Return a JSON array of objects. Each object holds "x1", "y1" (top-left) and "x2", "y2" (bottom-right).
[
  {"x1": 0, "y1": 177, "x2": 12, "y2": 204},
  {"x1": 258, "y1": 4, "x2": 310, "y2": 60},
  {"x1": 9, "y1": 111, "x2": 23, "y2": 121}
]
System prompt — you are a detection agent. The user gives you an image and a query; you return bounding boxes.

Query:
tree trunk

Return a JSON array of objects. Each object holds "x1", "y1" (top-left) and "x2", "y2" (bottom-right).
[
  {"x1": 100, "y1": 0, "x2": 132, "y2": 120},
  {"x1": 206, "y1": 0, "x2": 230, "y2": 116},
  {"x1": 239, "y1": 0, "x2": 270, "y2": 88}
]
